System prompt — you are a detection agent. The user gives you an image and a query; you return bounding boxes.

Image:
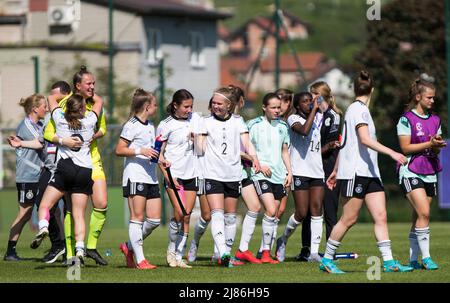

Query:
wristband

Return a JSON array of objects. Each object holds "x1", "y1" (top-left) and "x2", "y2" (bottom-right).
[
  {"x1": 135, "y1": 148, "x2": 141, "y2": 155},
  {"x1": 58, "y1": 138, "x2": 63, "y2": 146}
]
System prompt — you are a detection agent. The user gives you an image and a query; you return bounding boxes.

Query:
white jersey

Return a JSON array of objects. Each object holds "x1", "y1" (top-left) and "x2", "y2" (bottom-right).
[
  {"x1": 337, "y1": 101, "x2": 381, "y2": 180},
  {"x1": 191, "y1": 112, "x2": 205, "y2": 179},
  {"x1": 288, "y1": 113, "x2": 324, "y2": 179},
  {"x1": 120, "y1": 116, "x2": 158, "y2": 186},
  {"x1": 156, "y1": 113, "x2": 198, "y2": 180},
  {"x1": 52, "y1": 107, "x2": 97, "y2": 169},
  {"x1": 199, "y1": 114, "x2": 248, "y2": 182}
]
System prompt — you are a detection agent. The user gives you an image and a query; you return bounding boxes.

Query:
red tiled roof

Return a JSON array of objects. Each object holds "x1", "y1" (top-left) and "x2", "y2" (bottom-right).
[{"x1": 260, "y1": 52, "x2": 327, "y2": 72}]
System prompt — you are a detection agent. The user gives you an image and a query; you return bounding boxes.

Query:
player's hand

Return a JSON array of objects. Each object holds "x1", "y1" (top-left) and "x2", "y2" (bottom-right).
[
  {"x1": 261, "y1": 165, "x2": 272, "y2": 178},
  {"x1": 430, "y1": 135, "x2": 447, "y2": 148},
  {"x1": 159, "y1": 159, "x2": 171, "y2": 169},
  {"x1": 63, "y1": 137, "x2": 83, "y2": 149},
  {"x1": 326, "y1": 170, "x2": 337, "y2": 190},
  {"x1": 252, "y1": 156, "x2": 261, "y2": 173},
  {"x1": 284, "y1": 172, "x2": 292, "y2": 188},
  {"x1": 142, "y1": 147, "x2": 159, "y2": 159},
  {"x1": 391, "y1": 151, "x2": 407, "y2": 166},
  {"x1": 172, "y1": 177, "x2": 182, "y2": 190},
  {"x1": 7, "y1": 136, "x2": 21, "y2": 148},
  {"x1": 328, "y1": 140, "x2": 340, "y2": 150}
]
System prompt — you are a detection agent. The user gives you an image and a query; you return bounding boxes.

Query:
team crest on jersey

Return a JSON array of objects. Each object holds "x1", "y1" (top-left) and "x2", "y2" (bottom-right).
[
  {"x1": 295, "y1": 178, "x2": 301, "y2": 187},
  {"x1": 26, "y1": 190, "x2": 34, "y2": 200},
  {"x1": 355, "y1": 184, "x2": 363, "y2": 194},
  {"x1": 206, "y1": 182, "x2": 212, "y2": 191},
  {"x1": 415, "y1": 122, "x2": 424, "y2": 136},
  {"x1": 325, "y1": 117, "x2": 331, "y2": 127},
  {"x1": 411, "y1": 178, "x2": 419, "y2": 186},
  {"x1": 137, "y1": 184, "x2": 144, "y2": 191},
  {"x1": 261, "y1": 182, "x2": 269, "y2": 190}
]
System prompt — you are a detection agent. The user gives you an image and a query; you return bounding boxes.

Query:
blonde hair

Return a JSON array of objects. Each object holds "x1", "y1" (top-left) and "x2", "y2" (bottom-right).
[
  {"x1": 19, "y1": 94, "x2": 46, "y2": 115},
  {"x1": 213, "y1": 87, "x2": 236, "y2": 114},
  {"x1": 310, "y1": 81, "x2": 342, "y2": 115}
]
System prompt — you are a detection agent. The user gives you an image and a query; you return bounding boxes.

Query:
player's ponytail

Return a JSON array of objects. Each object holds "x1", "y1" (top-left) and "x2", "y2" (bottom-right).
[
  {"x1": 166, "y1": 89, "x2": 194, "y2": 116},
  {"x1": 227, "y1": 84, "x2": 245, "y2": 114},
  {"x1": 19, "y1": 94, "x2": 46, "y2": 115},
  {"x1": 354, "y1": 70, "x2": 373, "y2": 97},
  {"x1": 129, "y1": 88, "x2": 155, "y2": 119},
  {"x1": 65, "y1": 93, "x2": 85, "y2": 130}
]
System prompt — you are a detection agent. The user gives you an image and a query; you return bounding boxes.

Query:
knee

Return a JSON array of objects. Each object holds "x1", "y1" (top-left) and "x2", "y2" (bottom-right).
[
  {"x1": 294, "y1": 211, "x2": 305, "y2": 222},
  {"x1": 202, "y1": 213, "x2": 211, "y2": 222},
  {"x1": 417, "y1": 212, "x2": 430, "y2": 223},
  {"x1": 249, "y1": 204, "x2": 261, "y2": 213},
  {"x1": 342, "y1": 216, "x2": 358, "y2": 229},
  {"x1": 224, "y1": 213, "x2": 237, "y2": 226}
]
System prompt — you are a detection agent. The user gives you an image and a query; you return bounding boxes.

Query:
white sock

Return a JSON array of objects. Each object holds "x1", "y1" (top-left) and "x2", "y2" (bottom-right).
[
  {"x1": 211, "y1": 209, "x2": 227, "y2": 256},
  {"x1": 377, "y1": 240, "x2": 393, "y2": 262},
  {"x1": 271, "y1": 218, "x2": 280, "y2": 250},
  {"x1": 224, "y1": 213, "x2": 237, "y2": 253},
  {"x1": 408, "y1": 232, "x2": 420, "y2": 262},
  {"x1": 75, "y1": 241, "x2": 85, "y2": 252},
  {"x1": 142, "y1": 218, "x2": 160, "y2": 240},
  {"x1": 415, "y1": 227, "x2": 430, "y2": 259},
  {"x1": 175, "y1": 232, "x2": 188, "y2": 261},
  {"x1": 324, "y1": 238, "x2": 340, "y2": 260},
  {"x1": 193, "y1": 217, "x2": 209, "y2": 245},
  {"x1": 310, "y1": 216, "x2": 323, "y2": 255},
  {"x1": 281, "y1": 214, "x2": 301, "y2": 243},
  {"x1": 38, "y1": 219, "x2": 49, "y2": 230},
  {"x1": 262, "y1": 214, "x2": 276, "y2": 251},
  {"x1": 168, "y1": 218, "x2": 181, "y2": 253},
  {"x1": 238, "y1": 211, "x2": 258, "y2": 252},
  {"x1": 129, "y1": 220, "x2": 145, "y2": 263}
]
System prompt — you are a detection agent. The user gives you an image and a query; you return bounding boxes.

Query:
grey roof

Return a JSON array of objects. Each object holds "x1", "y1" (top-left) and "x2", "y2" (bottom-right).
[{"x1": 83, "y1": 0, "x2": 231, "y2": 20}]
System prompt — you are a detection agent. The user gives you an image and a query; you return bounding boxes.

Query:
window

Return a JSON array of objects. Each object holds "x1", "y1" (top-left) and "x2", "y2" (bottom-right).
[
  {"x1": 190, "y1": 32, "x2": 205, "y2": 68},
  {"x1": 147, "y1": 29, "x2": 162, "y2": 66}
]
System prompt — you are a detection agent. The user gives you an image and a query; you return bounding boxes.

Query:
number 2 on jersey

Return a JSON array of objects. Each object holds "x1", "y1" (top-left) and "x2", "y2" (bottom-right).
[{"x1": 222, "y1": 142, "x2": 227, "y2": 155}]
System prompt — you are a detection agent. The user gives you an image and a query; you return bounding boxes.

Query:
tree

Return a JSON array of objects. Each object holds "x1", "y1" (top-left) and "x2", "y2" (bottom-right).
[
  {"x1": 354, "y1": 0, "x2": 447, "y2": 192},
  {"x1": 355, "y1": 0, "x2": 446, "y2": 133}
]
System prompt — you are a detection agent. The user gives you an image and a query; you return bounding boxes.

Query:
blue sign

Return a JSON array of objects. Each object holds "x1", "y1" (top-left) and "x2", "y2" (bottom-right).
[{"x1": 438, "y1": 139, "x2": 450, "y2": 208}]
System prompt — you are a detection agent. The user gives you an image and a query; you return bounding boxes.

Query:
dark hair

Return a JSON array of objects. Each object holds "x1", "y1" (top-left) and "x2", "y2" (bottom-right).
[
  {"x1": 51, "y1": 81, "x2": 71, "y2": 95},
  {"x1": 261, "y1": 92, "x2": 280, "y2": 114},
  {"x1": 65, "y1": 93, "x2": 85, "y2": 130},
  {"x1": 73, "y1": 65, "x2": 92, "y2": 92},
  {"x1": 406, "y1": 78, "x2": 436, "y2": 111},
  {"x1": 354, "y1": 70, "x2": 373, "y2": 96},
  {"x1": 19, "y1": 94, "x2": 46, "y2": 115},
  {"x1": 292, "y1": 92, "x2": 313, "y2": 114},
  {"x1": 130, "y1": 88, "x2": 155, "y2": 117},
  {"x1": 275, "y1": 88, "x2": 294, "y2": 119},
  {"x1": 166, "y1": 89, "x2": 194, "y2": 115}
]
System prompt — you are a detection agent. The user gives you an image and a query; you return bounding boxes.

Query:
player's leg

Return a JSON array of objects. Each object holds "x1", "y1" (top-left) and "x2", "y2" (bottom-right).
[
  {"x1": 188, "y1": 193, "x2": 210, "y2": 262},
  {"x1": 406, "y1": 187, "x2": 437, "y2": 270},
  {"x1": 174, "y1": 188, "x2": 196, "y2": 268},
  {"x1": 86, "y1": 172, "x2": 108, "y2": 265},
  {"x1": 71, "y1": 193, "x2": 89, "y2": 265},
  {"x1": 4, "y1": 184, "x2": 35, "y2": 261},
  {"x1": 365, "y1": 190, "x2": 413, "y2": 272},
  {"x1": 308, "y1": 184, "x2": 325, "y2": 262},
  {"x1": 236, "y1": 182, "x2": 262, "y2": 264},
  {"x1": 258, "y1": 192, "x2": 280, "y2": 264}
]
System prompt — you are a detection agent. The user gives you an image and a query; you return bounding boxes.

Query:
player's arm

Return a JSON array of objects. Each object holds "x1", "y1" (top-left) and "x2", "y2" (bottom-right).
[
  {"x1": 399, "y1": 135, "x2": 446, "y2": 155},
  {"x1": 92, "y1": 109, "x2": 107, "y2": 140},
  {"x1": 240, "y1": 132, "x2": 261, "y2": 173},
  {"x1": 281, "y1": 142, "x2": 292, "y2": 188},
  {"x1": 291, "y1": 98, "x2": 319, "y2": 136},
  {"x1": 357, "y1": 124, "x2": 407, "y2": 165},
  {"x1": 326, "y1": 154, "x2": 339, "y2": 190},
  {"x1": 115, "y1": 137, "x2": 158, "y2": 159},
  {"x1": 7, "y1": 136, "x2": 43, "y2": 149}
]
